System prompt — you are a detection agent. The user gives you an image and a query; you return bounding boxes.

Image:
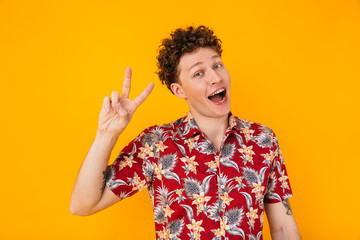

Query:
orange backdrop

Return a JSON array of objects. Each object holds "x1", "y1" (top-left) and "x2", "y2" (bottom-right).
[{"x1": 1, "y1": 0, "x2": 359, "y2": 239}]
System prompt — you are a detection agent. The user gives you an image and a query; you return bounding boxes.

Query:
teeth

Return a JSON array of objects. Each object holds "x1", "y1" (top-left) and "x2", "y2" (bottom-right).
[{"x1": 209, "y1": 89, "x2": 225, "y2": 97}]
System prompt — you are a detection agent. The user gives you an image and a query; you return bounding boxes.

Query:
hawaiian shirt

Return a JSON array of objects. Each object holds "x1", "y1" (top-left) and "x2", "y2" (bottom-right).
[{"x1": 105, "y1": 112, "x2": 293, "y2": 240}]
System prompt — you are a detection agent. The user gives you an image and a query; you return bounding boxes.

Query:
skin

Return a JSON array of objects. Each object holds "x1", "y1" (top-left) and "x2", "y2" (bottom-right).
[{"x1": 70, "y1": 47, "x2": 301, "y2": 239}]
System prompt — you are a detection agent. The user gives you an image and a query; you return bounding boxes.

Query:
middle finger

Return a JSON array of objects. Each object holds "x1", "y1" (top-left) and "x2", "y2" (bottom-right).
[{"x1": 111, "y1": 91, "x2": 120, "y2": 111}]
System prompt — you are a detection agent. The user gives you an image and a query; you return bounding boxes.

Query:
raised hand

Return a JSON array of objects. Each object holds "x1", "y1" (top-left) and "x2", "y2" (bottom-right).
[{"x1": 97, "y1": 67, "x2": 154, "y2": 138}]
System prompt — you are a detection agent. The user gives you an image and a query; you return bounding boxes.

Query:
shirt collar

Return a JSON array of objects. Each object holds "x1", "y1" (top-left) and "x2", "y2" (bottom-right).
[{"x1": 179, "y1": 112, "x2": 241, "y2": 139}]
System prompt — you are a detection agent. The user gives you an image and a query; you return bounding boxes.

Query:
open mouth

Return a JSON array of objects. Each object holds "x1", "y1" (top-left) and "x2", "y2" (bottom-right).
[{"x1": 208, "y1": 88, "x2": 226, "y2": 103}]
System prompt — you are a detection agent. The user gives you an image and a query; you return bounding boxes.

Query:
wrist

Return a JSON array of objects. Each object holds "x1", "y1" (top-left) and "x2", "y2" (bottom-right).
[{"x1": 94, "y1": 131, "x2": 119, "y2": 149}]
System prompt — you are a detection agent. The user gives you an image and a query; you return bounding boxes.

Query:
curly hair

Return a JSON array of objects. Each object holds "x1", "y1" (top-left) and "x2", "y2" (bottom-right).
[{"x1": 156, "y1": 25, "x2": 223, "y2": 93}]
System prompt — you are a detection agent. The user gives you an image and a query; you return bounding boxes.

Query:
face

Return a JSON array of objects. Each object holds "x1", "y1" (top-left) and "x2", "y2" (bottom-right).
[{"x1": 171, "y1": 47, "x2": 231, "y2": 121}]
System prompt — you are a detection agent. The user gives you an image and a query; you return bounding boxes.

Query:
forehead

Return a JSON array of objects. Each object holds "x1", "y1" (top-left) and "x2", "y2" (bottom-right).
[{"x1": 178, "y1": 47, "x2": 220, "y2": 71}]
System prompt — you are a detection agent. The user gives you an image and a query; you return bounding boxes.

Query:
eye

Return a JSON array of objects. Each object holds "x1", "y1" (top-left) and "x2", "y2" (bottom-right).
[
  {"x1": 213, "y1": 63, "x2": 222, "y2": 69},
  {"x1": 194, "y1": 71, "x2": 203, "y2": 77}
]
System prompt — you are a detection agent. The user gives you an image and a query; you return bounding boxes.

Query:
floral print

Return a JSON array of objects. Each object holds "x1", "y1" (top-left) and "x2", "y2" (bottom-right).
[{"x1": 106, "y1": 112, "x2": 292, "y2": 239}]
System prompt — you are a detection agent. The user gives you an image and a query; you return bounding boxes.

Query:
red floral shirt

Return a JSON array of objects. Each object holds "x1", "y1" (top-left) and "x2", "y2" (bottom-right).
[{"x1": 106, "y1": 112, "x2": 293, "y2": 240}]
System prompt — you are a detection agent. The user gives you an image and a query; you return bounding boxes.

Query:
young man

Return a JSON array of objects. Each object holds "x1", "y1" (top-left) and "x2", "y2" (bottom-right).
[{"x1": 70, "y1": 26, "x2": 301, "y2": 240}]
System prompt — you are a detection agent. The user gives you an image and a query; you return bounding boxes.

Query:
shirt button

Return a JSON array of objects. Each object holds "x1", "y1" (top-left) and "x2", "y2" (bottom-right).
[
  {"x1": 222, "y1": 203, "x2": 226, "y2": 208},
  {"x1": 220, "y1": 185, "x2": 225, "y2": 189},
  {"x1": 225, "y1": 238, "x2": 229, "y2": 240},
  {"x1": 223, "y1": 216, "x2": 227, "y2": 221}
]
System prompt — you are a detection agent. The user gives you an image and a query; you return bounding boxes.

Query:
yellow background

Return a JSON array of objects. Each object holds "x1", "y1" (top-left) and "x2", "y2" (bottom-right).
[{"x1": 1, "y1": 0, "x2": 359, "y2": 239}]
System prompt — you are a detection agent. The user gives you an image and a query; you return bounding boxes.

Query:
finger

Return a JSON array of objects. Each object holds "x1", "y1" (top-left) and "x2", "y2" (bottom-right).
[
  {"x1": 122, "y1": 67, "x2": 132, "y2": 99},
  {"x1": 103, "y1": 96, "x2": 111, "y2": 113},
  {"x1": 133, "y1": 82, "x2": 154, "y2": 108},
  {"x1": 111, "y1": 91, "x2": 119, "y2": 112}
]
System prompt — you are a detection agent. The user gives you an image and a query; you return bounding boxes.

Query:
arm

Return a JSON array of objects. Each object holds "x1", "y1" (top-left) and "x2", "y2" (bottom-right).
[
  {"x1": 70, "y1": 67, "x2": 154, "y2": 216},
  {"x1": 264, "y1": 199, "x2": 301, "y2": 240}
]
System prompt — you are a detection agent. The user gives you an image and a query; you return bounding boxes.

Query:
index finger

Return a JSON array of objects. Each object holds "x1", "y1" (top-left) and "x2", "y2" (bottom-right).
[
  {"x1": 121, "y1": 67, "x2": 132, "y2": 98},
  {"x1": 133, "y1": 82, "x2": 155, "y2": 108}
]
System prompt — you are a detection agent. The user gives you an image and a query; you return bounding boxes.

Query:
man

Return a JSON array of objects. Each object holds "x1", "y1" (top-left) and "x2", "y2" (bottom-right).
[{"x1": 70, "y1": 26, "x2": 301, "y2": 240}]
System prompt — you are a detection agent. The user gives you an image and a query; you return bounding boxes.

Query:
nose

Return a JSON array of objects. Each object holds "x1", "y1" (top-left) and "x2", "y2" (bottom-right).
[{"x1": 209, "y1": 69, "x2": 222, "y2": 85}]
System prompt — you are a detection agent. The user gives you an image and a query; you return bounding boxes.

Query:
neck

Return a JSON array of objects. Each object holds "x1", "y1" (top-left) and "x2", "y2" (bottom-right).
[{"x1": 190, "y1": 112, "x2": 229, "y2": 151}]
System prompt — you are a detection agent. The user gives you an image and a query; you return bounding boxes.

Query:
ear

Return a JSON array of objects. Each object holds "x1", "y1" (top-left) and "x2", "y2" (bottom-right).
[{"x1": 170, "y1": 83, "x2": 186, "y2": 99}]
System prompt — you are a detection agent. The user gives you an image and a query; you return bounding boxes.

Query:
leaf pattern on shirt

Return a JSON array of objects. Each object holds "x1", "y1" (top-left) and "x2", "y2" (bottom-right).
[
  {"x1": 183, "y1": 178, "x2": 201, "y2": 199},
  {"x1": 106, "y1": 165, "x2": 128, "y2": 190},
  {"x1": 157, "y1": 217, "x2": 184, "y2": 240},
  {"x1": 157, "y1": 154, "x2": 181, "y2": 183},
  {"x1": 225, "y1": 207, "x2": 245, "y2": 236},
  {"x1": 219, "y1": 143, "x2": 239, "y2": 171},
  {"x1": 198, "y1": 139, "x2": 217, "y2": 155}
]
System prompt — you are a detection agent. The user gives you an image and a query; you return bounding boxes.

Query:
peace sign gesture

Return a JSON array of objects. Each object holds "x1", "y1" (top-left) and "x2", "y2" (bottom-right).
[{"x1": 97, "y1": 67, "x2": 154, "y2": 138}]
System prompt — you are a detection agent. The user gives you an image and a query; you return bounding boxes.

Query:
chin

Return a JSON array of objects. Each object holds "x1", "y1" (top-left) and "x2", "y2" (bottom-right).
[{"x1": 211, "y1": 107, "x2": 231, "y2": 118}]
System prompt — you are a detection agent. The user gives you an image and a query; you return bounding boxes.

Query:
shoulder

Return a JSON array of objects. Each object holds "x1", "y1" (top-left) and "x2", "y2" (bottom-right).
[
  {"x1": 144, "y1": 117, "x2": 182, "y2": 134},
  {"x1": 136, "y1": 117, "x2": 183, "y2": 142},
  {"x1": 233, "y1": 115, "x2": 274, "y2": 134},
  {"x1": 232, "y1": 115, "x2": 278, "y2": 148}
]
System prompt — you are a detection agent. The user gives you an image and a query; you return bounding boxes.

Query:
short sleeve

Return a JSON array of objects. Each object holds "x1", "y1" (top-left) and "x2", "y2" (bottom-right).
[
  {"x1": 264, "y1": 130, "x2": 293, "y2": 203},
  {"x1": 105, "y1": 127, "x2": 155, "y2": 200}
]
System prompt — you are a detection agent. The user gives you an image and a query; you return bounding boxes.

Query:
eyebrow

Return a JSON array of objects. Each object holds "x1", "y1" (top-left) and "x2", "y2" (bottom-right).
[{"x1": 188, "y1": 55, "x2": 221, "y2": 71}]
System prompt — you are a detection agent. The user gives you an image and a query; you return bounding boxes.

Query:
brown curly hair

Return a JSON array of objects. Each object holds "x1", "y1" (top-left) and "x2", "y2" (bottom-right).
[{"x1": 156, "y1": 25, "x2": 223, "y2": 93}]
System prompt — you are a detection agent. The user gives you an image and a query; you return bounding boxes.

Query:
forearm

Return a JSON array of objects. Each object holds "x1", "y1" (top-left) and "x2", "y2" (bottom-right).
[
  {"x1": 266, "y1": 201, "x2": 301, "y2": 240},
  {"x1": 270, "y1": 224, "x2": 301, "y2": 240},
  {"x1": 70, "y1": 131, "x2": 118, "y2": 215}
]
